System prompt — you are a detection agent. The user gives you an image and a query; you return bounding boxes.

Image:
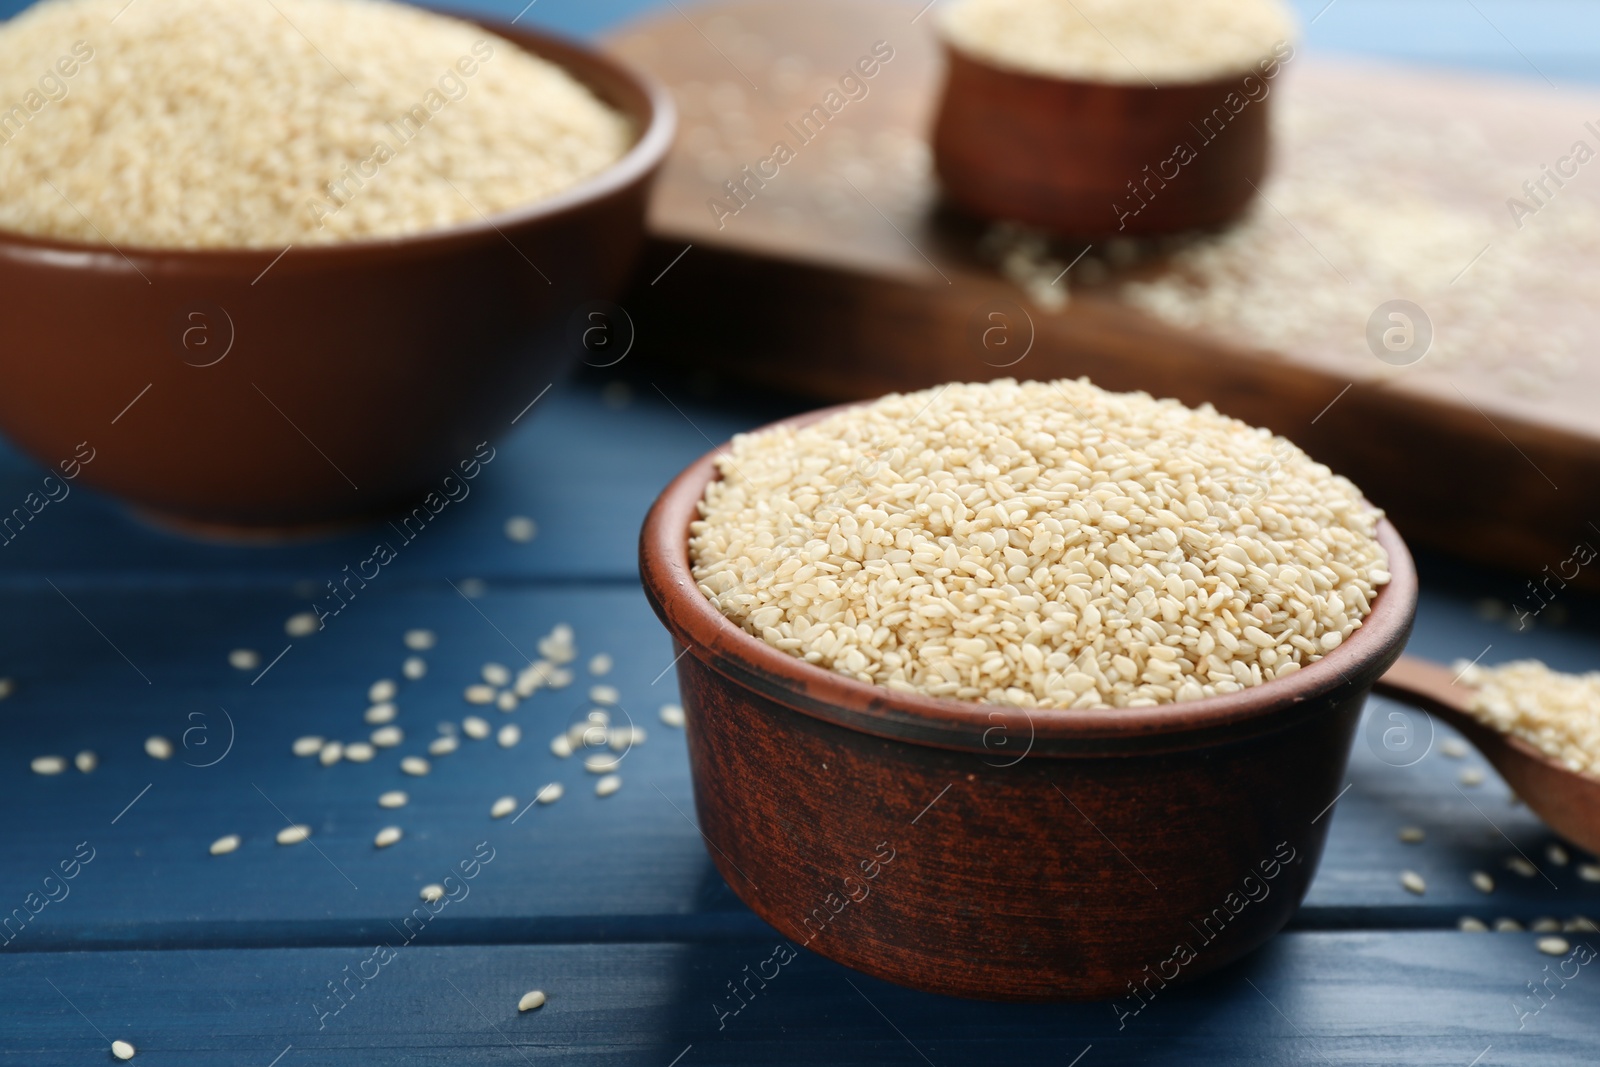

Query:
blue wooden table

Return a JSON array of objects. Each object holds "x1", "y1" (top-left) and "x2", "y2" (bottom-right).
[{"x1": 3, "y1": 1, "x2": 1600, "y2": 1063}]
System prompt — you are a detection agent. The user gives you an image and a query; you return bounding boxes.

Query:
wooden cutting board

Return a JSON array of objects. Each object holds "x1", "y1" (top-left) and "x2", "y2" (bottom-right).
[{"x1": 607, "y1": 0, "x2": 1600, "y2": 591}]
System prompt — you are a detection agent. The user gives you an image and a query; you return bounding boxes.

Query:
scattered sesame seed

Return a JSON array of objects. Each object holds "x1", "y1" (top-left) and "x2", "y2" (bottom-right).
[
  {"x1": 0, "y1": 678, "x2": 11, "y2": 700},
  {"x1": 584, "y1": 753, "x2": 620, "y2": 774},
  {"x1": 428, "y1": 735, "x2": 460, "y2": 757},
  {"x1": 517, "y1": 989, "x2": 546, "y2": 1012},
  {"x1": 536, "y1": 782, "x2": 563, "y2": 804},
  {"x1": 319, "y1": 741, "x2": 343, "y2": 766},
  {"x1": 74, "y1": 750, "x2": 97, "y2": 774},
  {"x1": 1399, "y1": 871, "x2": 1426, "y2": 895},
  {"x1": 659, "y1": 704, "x2": 686, "y2": 728},
  {"x1": 1458, "y1": 917, "x2": 1488, "y2": 932},
  {"x1": 1494, "y1": 918, "x2": 1523, "y2": 932},
  {"x1": 1567, "y1": 917, "x2": 1599, "y2": 933},
  {"x1": 277, "y1": 824, "x2": 311, "y2": 845},
  {"x1": 547, "y1": 668, "x2": 574, "y2": 689},
  {"x1": 497, "y1": 724, "x2": 522, "y2": 748},
  {"x1": 365, "y1": 702, "x2": 398, "y2": 725},
  {"x1": 145, "y1": 736, "x2": 173, "y2": 760},
  {"x1": 505, "y1": 516, "x2": 538, "y2": 543},
  {"x1": 402, "y1": 656, "x2": 427, "y2": 681},
  {"x1": 210, "y1": 834, "x2": 240, "y2": 856},
  {"x1": 491, "y1": 796, "x2": 517, "y2": 819},
  {"x1": 1459, "y1": 768, "x2": 1485, "y2": 787},
  {"x1": 30, "y1": 755, "x2": 65, "y2": 775},
  {"x1": 401, "y1": 756, "x2": 431, "y2": 776},
  {"x1": 371, "y1": 726, "x2": 404, "y2": 748},
  {"x1": 550, "y1": 734, "x2": 574, "y2": 758},
  {"x1": 1506, "y1": 856, "x2": 1538, "y2": 878},
  {"x1": 609, "y1": 727, "x2": 646, "y2": 752},
  {"x1": 1538, "y1": 936, "x2": 1572, "y2": 956},
  {"x1": 111, "y1": 1039, "x2": 135, "y2": 1061},
  {"x1": 378, "y1": 790, "x2": 408, "y2": 809},
  {"x1": 292, "y1": 735, "x2": 324, "y2": 757},
  {"x1": 589, "y1": 653, "x2": 613, "y2": 676},
  {"x1": 482, "y1": 663, "x2": 511, "y2": 687},
  {"x1": 538, "y1": 625, "x2": 576, "y2": 664},
  {"x1": 420, "y1": 884, "x2": 445, "y2": 903},
  {"x1": 1548, "y1": 843, "x2": 1570, "y2": 867},
  {"x1": 374, "y1": 826, "x2": 403, "y2": 848},
  {"x1": 369, "y1": 679, "x2": 398, "y2": 704},
  {"x1": 1471, "y1": 871, "x2": 1495, "y2": 894},
  {"x1": 228, "y1": 649, "x2": 260, "y2": 671},
  {"x1": 589, "y1": 685, "x2": 620, "y2": 706},
  {"x1": 1440, "y1": 738, "x2": 1468, "y2": 759},
  {"x1": 497, "y1": 691, "x2": 518, "y2": 713},
  {"x1": 459, "y1": 578, "x2": 487, "y2": 598},
  {"x1": 464, "y1": 684, "x2": 496, "y2": 705},
  {"x1": 285, "y1": 612, "x2": 319, "y2": 638},
  {"x1": 462, "y1": 716, "x2": 490, "y2": 740},
  {"x1": 1397, "y1": 826, "x2": 1425, "y2": 844},
  {"x1": 1531, "y1": 917, "x2": 1562, "y2": 933},
  {"x1": 404, "y1": 629, "x2": 436, "y2": 651},
  {"x1": 595, "y1": 774, "x2": 622, "y2": 797},
  {"x1": 1579, "y1": 864, "x2": 1600, "y2": 883},
  {"x1": 344, "y1": 742, "x2": 375, "y2": 763}
]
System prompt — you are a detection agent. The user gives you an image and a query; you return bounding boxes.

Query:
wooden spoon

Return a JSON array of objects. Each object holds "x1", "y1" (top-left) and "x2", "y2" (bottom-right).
[{"x1": 1375, "y1": 655, "x2": 1600, "y2": 856}]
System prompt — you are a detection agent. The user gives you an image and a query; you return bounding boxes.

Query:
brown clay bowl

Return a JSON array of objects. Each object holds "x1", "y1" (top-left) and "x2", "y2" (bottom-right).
[
  {"x1": 640, "y1": 403, "x2": 1417, "y2": 1001},
  {"x1": 932, "y1": 41, "x2": 1282, "y2": 238},
  {"x1": 0, "y1": 18, "x2": 674, "y2": 533}
]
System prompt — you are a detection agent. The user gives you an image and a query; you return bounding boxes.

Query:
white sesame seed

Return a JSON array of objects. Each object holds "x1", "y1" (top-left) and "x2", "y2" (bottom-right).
[
  {"x1": 462, "y1": 716, "x2": 490, "y2": 740},
  {"x1": 1531, "y1": 917, "x2": 1562, "y2": 933},
  {"x1": 595, "y1": 774, "x2": 622, "y2": 797},
  {"x1": 285, "y1": 612, "x2": 319, "y2": 638},
  {"x1": 0, "y1": 678, "x2": 12, "y2": 700},
  {"x1": 370, "y1": 726, "x2": 404, "y2": 748},
  {"x1": 292, "y1": 735, "x2": 325, "y2": 757},
  {"x1": 402, "y1": 656, "x2": 427, "y2": 680},
  {"x1": 369, "y1": 679, "x2": 397, "y2": 704},
  {"x1": 74, "y1": 750, "x2": 97, "y2": 774},
  {"x1": 584, "y1": 753, "x2": 620, "y2": 774},
  {"x1": 401, "y1": 756, "x2": 431, "y2": 776},
  {"x1": 1458, "y1": 917, "x2": 1488, "y2": 932},
  {"x1": 459, "y1": 578, "x2": 487, "y2": 598},
  {"x1": 428, "y1": 735, "x2": 460, "y2": 757},
  {"x1": 659, "y1": 704, "x2": 686, "y2": 728},
  {"x1": 277, "y1": 824, "x2": 311, "y2": 845},
  {"x1": 319, "y1": 741, "x2": 343, "y2": 766},
  {"x1": 547, "y1": 668, "x2": 574, "y2": 688},
  {"x1": 517, "y1": 989, "x2": 546, "y2": 1011},
  {"x1": 1398, "y1": 826, "x2": 1425, "y2": 844},
  {"x1": 550, "y1": 734, "x2": 574, "y2": 758},
  {"x1": 589, "y1": 685, "x2": 620, "y2": 706},
  {"x1": 344, "y1": 742, "x2": 375, "y2": 763},
  {"x1": 1506, "y1": 856, "x2": 1538, "y2": 878},
  {"x1": 420, "y1": 884, "x2": 445, "y2": 903},
  {"x1": 1440, "y1": 738, "x2": 1469, "y2": 759},
  {"x1": 31, "y1": 755, "x2": 65, "y2": 775},
  {"x1": 482, "y1": 663, "x2": 511, "y2": 687},
  {"x1": 464, "y1": 684, "x2": 496, "y2": 705},
  {"x1": 1538, "y1": 936, "x2": 1572, "y2": 956},
  {"x1": 609, "y1": 727, "x2": 645, "y2": 751},
  {"x1": 1579, "y1": 863, "x2": 1600, "y2": 883},
  {"x1": 1456, "y1": 660, "x2": 1600, "y2": 777},
  {"x1": 228, "y1": 648, "x2": 260, "y2": 671},
  {"x1": 1547, "y1": 843, "x2": 1570, "y2": 866},
  {"x1": 536, "y1": 782, "x2": 563, "y2": 804},
  {"x1": 145, "y1": 736, "x2": 173, "y2": 760},
  {"x1": 378, "y1": 790, "x2": 409, "y2": 809},
  {"x1": 1471, "y1": 871, "x2": 1494, "y2": 894},
  {"x1": 1567, "y1": 917, "x2": 1599, "y2": 933},
  {"x1": 497, "y1": 691, "x2": 519, "y2": 713},
  {"x1": 1494, "y1": 918, "x2": 1523, "y2": 932},
  {"x1": 497, "y1": 724, "x2": 522, "y2": 748},
  {"x1": 1459, "y1": 768, "x2": 1485, "y2": 787},
  {"x1": 210, "y1": 834, "x2": 240, "y2": 856},
  {"x1": 491, "y1": 796, "x2": 517, "y2": 819},
  {"x1": 1399, "y1": 871, "x2": 1426, "y2": 895},
  {"x1": 505, "y1": 516, "x2": 538, "y2": 543},
  {"x1": 404, "y1": 629, "x2": 436, "y2": 651},
  {"x1": 589, "y1": 653, "x2": 613, "y2": 676},
  {"x1": 111, "y1": 1039, "x2": 135, "y2": 1061},
  {"x1": 374, "y1": 826, "x2": 403, "y2": 848}
]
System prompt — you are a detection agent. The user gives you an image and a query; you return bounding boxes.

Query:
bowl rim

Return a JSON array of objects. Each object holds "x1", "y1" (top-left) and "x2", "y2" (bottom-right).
[
  {"x1": 0, "y1": 11, "x2": 677, "y2": 263},
  {"x1": 936, "y1": 32, "x2": 1295, "y2": 93},
  {"x1": 640, "y1": 396, "x2": 1418, "y2": 755}
]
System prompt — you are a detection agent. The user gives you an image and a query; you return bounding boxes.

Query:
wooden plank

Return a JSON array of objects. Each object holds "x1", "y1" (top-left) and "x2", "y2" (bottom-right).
[
  {"x1": 2, "y1": 934, "x2": 1597, "y2": 1064},
  {"x1": 606, "y1": 0, "x2": 1600, "y2": 588}
]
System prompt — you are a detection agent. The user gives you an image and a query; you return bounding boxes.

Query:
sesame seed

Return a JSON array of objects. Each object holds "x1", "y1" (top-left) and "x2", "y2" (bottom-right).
[
  {"x1": 609, "y1": 727, "x2": 645, "y2": 752},
  {"x1": 318, "y1": 741, "x2": 343, "y2": 766},
  {"x1": 401, "y1": 756, "x2": 431, "y2": 776},
  {"x1": 420, "y1": 884, "x2": 445, "y2": 903},
  {"x1": 491, "y1": 796, "x2": 517, "y2": 818},
  {"x1": 1459, "y1": 768, "x2": 1485, "y2": 787},
  {"x1": 505, "y1": 516, "x2": 538, "y2": 543},
  {"x1": 464, "y1": 684, "x2": 496, "y2": 705},
  {"x1": 378, "y1": 790, "x2": 409, "y2": 809},
  {"x1": 1531, "y1": 917, "x2": 1562, "y2": 933},
  {"x1": 365, "y1": 702, "x2": 398, "y2": 725},
  {"x1": 371, "y1": 726, "x2": 404, "y2": 748},
  {"x1": 210, "y1": 834, "x2": 240, "y2": 856},
  {"x1": 277, "y1": 824, "x2": 311, "y2": 845},
  {"x1": 74, "y1": 750, "x2": 97, "y2": 774},
  {"x1": 428, "y1": 735, "x2": 460, "y2": 757},
  {"x1": 1548, "y1": 843, "x2": 1570, "y2": 866},
  {"x1": 497, "y1": 691, "x2": 518, "y2": 713},
  {"x1": 1538, "y1": 936, "x2": 1572, "y2": 956},
  {"x1": 1440, "y1": 738, "x2": 1468, "y2": 759},
  {"x1": 31, "y1": 755, "x2": 65, "y2": 775},
  {"x1": 584, "y1": 753, "x2": 620, "y2": 774},
  {"x1": 285, "y1": 612, "x2": 319, "y2": 638},
  {"x1": 595, "y1": 774, "x2": 621, "y2": 797},
  {"x1": 111, "y1": 1039, "x2": 135, "y2": 1061},
  {"x1": 1567, "y1": 917, "x2": 1599, "y2": 933},
  {"x1": 536, "y1": 782, "x2": 563, "y2": 804},
  {"x1": 292, "y1": 735, "x2": 324, "y2": 757},
  {"x1": 497, "y1": 724, "x2": 522, "y2": 748},
  {"x1": 344, "y1": 742, "x2": 375, "y2": 763},
  {"x1": 1397, "y1": 826, "x2": 1424, "y2": 844},
  {"x1": 1399, "y1": 871, "x2": 1426, "y2": 895},
  {"x1": 0, "y1": 678, "x2": 11, "y2": 700},
  {"x1": 1457, "y1": 917, "x2": 1488, "y2": 932},
  {"x1": 369, "y1": 679, "x2": 397, "y2": 704},
  {"x1": 1579, "y1": 864, "x2": 1600, "y2": 883},
  {"x1": 228, "y1": 649, "x2": 260, "y2": 671},
  {"x1": 404, "y1": 629, "x2": 436, "y2": 651},
  {"x1": 402, "y1": 656, "x2": 427, "y2": 680},
  {"x1": 550, "y1": 734, "x2": 574, "y2": 758},
  {"x1": 1471, "y1": 871, "x2": 1494, "y2": 894},
  {"x1": 1506, "y1": 856, "x2": 1538, "y2": 878},
  {"x1": 374, "y1": 826, "x2": 402, "y2": 848},
  {"x1": 462, "y1": 716, "x2": 490, "y2": 740},
  {"x1": 1456, "y1": 660, "x2": 1600, "y2": 778},
  {"x1": 659, "y1": 704, "x2": 686, "y2": 728},
  {"x1": 589, "y1": 653, "x2": 613, "y2": 676},
  {"x1": 145, "y1": 736, "x2": 173, "y2": 760},
  {"x1": 517, "y1": 990, "x2": 546, "y2": 1011},
  {"x1": 482, "y1": 663, "x2": 511, "y2": 687},
  {"x1": 1494, "y1": 918, "x2": 1523, "y2": 932},
  {"x1": 459, "y1": 578, "x2": 487, "y2": 598},
  {"x1": 589, "y1": 685, "x2": 620, "y2": 706}
]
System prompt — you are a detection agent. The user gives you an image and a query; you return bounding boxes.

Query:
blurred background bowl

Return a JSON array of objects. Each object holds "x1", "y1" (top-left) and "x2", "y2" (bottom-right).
[
  {"x1": 0, "y1": 18, "x2": 674, "y2": 534},
  {"x1": 640, "y1": 402, "x2": 1417, "y2": 1000}
]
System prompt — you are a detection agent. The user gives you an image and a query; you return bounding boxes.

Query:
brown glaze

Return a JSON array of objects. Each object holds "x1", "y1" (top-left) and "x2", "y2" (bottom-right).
[
  {"x1": 0, "y1": 21, "x2": 674, "y2": 530},
  {"x1": 1377, "y1": 656, "x2": 1600, "y2": 856},
  {"x1": 932, "y1": 41, "x2": 1276, "y2": 237},
  {"x1": 639, "y1": 403, "x2": 1417, "y2": 1000}
]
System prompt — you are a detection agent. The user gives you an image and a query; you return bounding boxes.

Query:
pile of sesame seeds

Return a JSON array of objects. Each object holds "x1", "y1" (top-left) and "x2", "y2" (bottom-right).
[
  {"x1": 1456, "y1": 659, "x2": 1600, "y2": 779},
  {"x1": 690, "y1": 378, "x2": 1389, "y2": 709}
]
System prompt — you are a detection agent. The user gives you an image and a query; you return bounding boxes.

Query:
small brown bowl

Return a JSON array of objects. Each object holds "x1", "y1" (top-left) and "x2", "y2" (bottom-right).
[
  {"x1": 932, "y1": 41, "x2": 1282, "y2": 238},
  {"x1": 0, "y1": 18, "x2": 674, "y2": 532},
  {"x1": 640, "y1": 402, "x2": 1416, "y2": 1001}
]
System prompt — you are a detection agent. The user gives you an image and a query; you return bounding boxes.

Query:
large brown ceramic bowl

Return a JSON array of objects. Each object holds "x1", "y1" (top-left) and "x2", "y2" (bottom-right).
[
  {"x1": 933, "y1": 40, "x2": 1285, "y2": 237},
  {"x1": 0, "y1": 18, "x2": 674, "y2": 532},
  {"x1": 640, "y1": 402, "x2": 1416, "y2": 1001}
]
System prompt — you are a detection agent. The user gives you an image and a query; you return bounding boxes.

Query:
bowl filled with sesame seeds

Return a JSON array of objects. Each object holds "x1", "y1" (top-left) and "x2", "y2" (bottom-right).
[
  {"x1": 0, "y1": 0, "x2": 673, "y2": 530},
  {"x1": 640, "y1": 377, "x2": 1416, "y2": 1000}
]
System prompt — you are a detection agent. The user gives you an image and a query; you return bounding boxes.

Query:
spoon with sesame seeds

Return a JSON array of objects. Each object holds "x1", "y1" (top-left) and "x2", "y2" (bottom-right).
[{"x1": 1376, "y1": 656, "x2": 1600, "y2": 855}]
